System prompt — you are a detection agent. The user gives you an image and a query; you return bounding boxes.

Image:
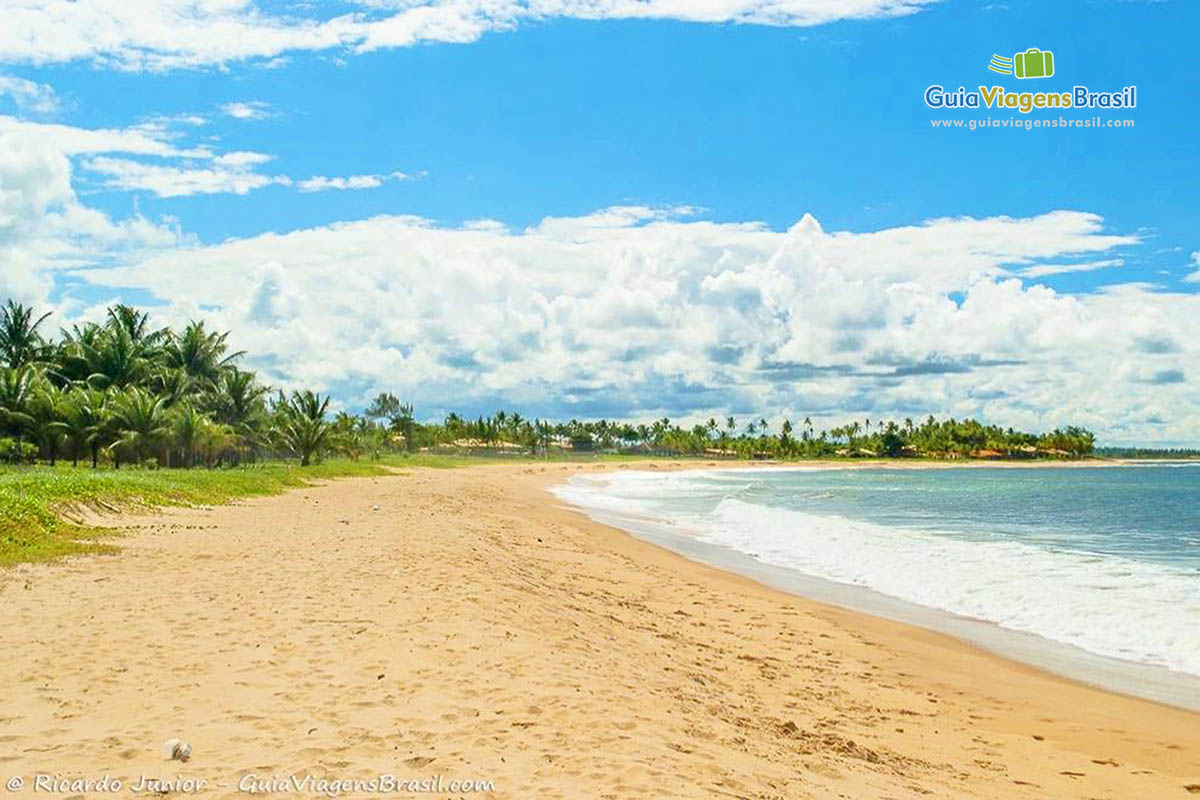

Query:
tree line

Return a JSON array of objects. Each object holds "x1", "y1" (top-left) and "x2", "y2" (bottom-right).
[
  {"x1": 424, "y1": 411, "x2": 1096, "y2": 460},
  {"x1": 1094, "y1": 446, "x2": 1200, "y2": 459},
  {"x1": 0, "y1": 300, "x2": 1097, "y2": 468}
]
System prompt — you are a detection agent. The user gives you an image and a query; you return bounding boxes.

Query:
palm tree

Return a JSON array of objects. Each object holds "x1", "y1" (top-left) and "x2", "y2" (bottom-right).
[
  {"x1": 0, "y1": 364, "x2": 38, "y2": 460},
  {"x1": 330, "y1": 411, "x2": 372, "y2": 461},
  {"x1": 107, "y1": 304, "x2": 166, "y2": 347},
  {"x1": 108, "y1": 387, "x2": 172, "y2": 467},
  {"x1": 367, "y1": 392, "x2": 416, "y2": 451},
  {"x1": 71, "y1": 325, "x2": 151, "y2": 389},
  {"x1": 29, "y1": 379, "x2": 68, "y2": 465},
  {"x1": 173, "y1": 403, "x2": 210, "y2": 468},
  {"x1": 276, "y1": 390, "x2": 330, "y2": 466},
  {"x1": 779, "y1": 419, "x2": 794, "y2": 454},
  {"x1": 61, "y1": 388, "x2": 110, "y2": 468},
  {"x1": 151, "y1": 366, "x2": 196, "y2": 408},
  {"x1": 393, "y1": 401, "x2": 416, "y2": 451},
  {"x1": 196, "y1": 419, "x2": 235, "y2": 467},
  {"x1": 0, "y1": 300, "x2": 52, "y2": 368},
  {"x1": 209, "y1": 368, "x2": 268, "y2": 457},
  {"x1": 162, "y1": 320, "x2": 243, "y2": 386},
  {"x1": 534, "y1": 419, "x2": 553, "y2": 456}
]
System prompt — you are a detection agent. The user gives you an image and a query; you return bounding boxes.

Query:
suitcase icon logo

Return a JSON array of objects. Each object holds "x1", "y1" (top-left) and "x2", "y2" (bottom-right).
[{"x1": 988, "y1": 48, "x2": 1055, "y2": 79}]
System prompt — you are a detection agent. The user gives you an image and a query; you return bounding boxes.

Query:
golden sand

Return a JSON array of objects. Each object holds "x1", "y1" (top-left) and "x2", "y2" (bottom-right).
[{"x1": 1, "y1": 463, "x2": 1197, "y2": 798}]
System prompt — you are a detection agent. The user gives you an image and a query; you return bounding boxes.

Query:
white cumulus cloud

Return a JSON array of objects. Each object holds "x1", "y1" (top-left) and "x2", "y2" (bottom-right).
[
  {"x1": 0, "y1": 74, "x2": 61, "y2": 115},
  {"x1": 60, "y1": 205, "x2": 1199, "y2": 445},
  {"x1": 297, "y1": 170, "x2": 417, "y2": 192},
  {"x1": 221, "y1": 101, "x2": 271, "y2": 120},
  {"x1": 0, "y1": 123, "x2": 183, "y2": 305},
  {"x1": 2, "y1": 107, "x2": 1193, "y2": 446},
  {"x1": 83, "y1": 155, "x2": 292, "y2": 197},
  {"x1": 0, "y1": 1, "x2": 939, "y2": 70},
  {"x1": 1019, "y1": 258, "x2": 1123, "y2": 279},
  {"x1": 3, "y1": 114, "x2": 422, "y2": 200}
]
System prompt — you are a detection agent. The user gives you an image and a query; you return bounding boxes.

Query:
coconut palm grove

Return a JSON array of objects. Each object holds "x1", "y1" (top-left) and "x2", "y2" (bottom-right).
[{"x1": 0, "y1": 299, "x2": 1109, "y2": 468}]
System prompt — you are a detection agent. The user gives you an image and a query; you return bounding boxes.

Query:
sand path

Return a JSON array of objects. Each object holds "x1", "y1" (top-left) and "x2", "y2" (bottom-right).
[{"x1": 1, "y1": 464, "x2": 1197, "y2": 798}]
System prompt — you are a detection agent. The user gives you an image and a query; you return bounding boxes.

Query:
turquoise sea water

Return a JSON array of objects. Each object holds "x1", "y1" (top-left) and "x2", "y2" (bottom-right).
[{"x1": 555, "y1": 465, "x2": 1200, "y2": 676}]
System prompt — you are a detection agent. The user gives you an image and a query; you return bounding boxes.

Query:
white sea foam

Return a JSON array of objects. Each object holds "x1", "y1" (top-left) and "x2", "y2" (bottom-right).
[{"x1": 555, "y1": 472, "x2": 1200, "y2": 676}]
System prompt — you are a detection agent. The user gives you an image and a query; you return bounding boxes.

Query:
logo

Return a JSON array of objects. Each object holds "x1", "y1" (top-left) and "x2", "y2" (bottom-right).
[
  {"x1": 923, "y1": 45, "x2": 1136, "y2": 117},
  {"x1": 989, "y1": 48, "x2": 1055, "y2": 79}
]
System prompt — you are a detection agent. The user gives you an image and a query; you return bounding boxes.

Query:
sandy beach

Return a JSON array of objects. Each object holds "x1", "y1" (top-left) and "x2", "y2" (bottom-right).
[{"x1": 1, "y1": 462, "x2": 1197, "y2": 799}]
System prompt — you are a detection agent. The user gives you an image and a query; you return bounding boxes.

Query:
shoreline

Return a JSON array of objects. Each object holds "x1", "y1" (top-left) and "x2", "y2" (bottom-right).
[
  {"x1": 584, "y1": 455, "x2": 1184, "y2": 469},
  {"x1": 1, "y1": 463, "x2": 1196, "y2": 798},
  {"x1": 551, "y1": 470, "x2": 1200, "y2": 711}
]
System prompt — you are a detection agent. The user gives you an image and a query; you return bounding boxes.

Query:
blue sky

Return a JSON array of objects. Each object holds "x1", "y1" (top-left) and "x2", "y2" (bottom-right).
[{"x1": 1, "y1": 0, "x2": 1197, "y2": 443}]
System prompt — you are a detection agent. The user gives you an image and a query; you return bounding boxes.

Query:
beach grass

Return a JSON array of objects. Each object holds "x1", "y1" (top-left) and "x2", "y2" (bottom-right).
[
  {"x1": 0, "y1": 451, "x2": 678, "y2": 567},
  {"x1": 0, "y1": 458, "x2": 415, "y2": 567}
]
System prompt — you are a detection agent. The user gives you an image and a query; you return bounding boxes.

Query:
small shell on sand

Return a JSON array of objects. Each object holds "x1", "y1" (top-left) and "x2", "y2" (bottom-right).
[{"x1": 163, "y1": 738, "x2": 192, "y2": 762}]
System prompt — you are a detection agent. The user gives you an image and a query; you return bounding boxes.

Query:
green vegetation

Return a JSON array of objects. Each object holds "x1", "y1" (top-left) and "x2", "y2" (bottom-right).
[
  {"x1": 0, "y1": 297, "x2": 1102, "y2": 566},
  {"x1": 0, "y1": 298, "x2": 1099, "y2": 470},
  {"x1": 1094, "y1": 446, "x2": 1200, "y2": 459},
  {"x1": 0, "y1": 459, "x2": 399, "y2": 566},
  {"x1": 425, "y1": 412, "x2": 1096, "y2": 461},
  {"x1": 0, "y1": 451, "x2": 651, "y2": 566}
]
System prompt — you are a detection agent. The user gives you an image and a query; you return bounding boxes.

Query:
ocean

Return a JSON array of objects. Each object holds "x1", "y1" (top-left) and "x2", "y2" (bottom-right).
[{"x1": 553, "y1": 464, "x2": 1200, "y2": 705}]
